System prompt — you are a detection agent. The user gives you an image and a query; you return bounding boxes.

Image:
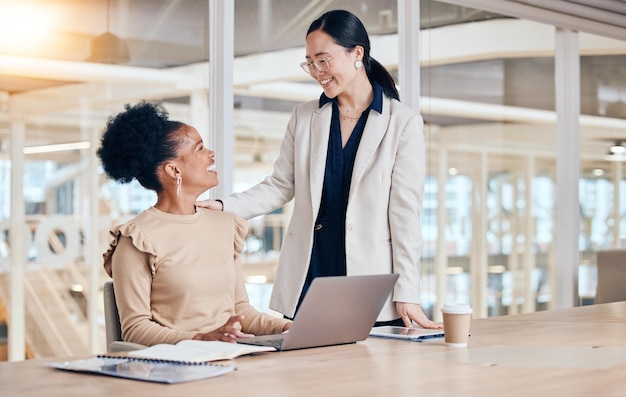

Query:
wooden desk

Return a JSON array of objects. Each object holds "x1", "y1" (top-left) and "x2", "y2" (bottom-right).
[{"x1": 1, "y1": 302, "x2": 625, "y2": 397}]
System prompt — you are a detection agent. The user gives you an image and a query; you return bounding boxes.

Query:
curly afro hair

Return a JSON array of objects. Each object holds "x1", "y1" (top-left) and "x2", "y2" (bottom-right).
[{"x1": 97, "y1": 101, "x2": 184, "y2": 192}]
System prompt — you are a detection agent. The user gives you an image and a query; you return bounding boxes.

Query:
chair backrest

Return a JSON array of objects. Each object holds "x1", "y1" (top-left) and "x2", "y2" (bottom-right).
[
  {"x1": 103, "y1": 281, "x2": 122, "y2": 351},
  {"x1": 595, "y1": 249, "x2": 626, "y2": 304}
]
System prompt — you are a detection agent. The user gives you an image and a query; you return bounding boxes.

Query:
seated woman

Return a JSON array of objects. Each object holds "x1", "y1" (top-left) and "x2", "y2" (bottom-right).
[{"x1": 98, "y1": 102, "x2": 290, "y2": 346}]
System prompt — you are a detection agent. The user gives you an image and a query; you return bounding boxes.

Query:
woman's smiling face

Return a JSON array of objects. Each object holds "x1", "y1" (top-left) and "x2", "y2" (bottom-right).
[
  {"x1": 304, "y1": 30, "x2": 361, "y2": 99},
  {"x1": 174, "y1": 125, "x2": 218, "y2": 195}
]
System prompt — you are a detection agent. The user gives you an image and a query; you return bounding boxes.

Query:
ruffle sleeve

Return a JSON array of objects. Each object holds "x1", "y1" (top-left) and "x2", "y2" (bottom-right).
[
  {"x1": 102, "y1": 222, "x2": 158, "y2": 277},
  {"x1": 233, "y1": 215, "x2": 249, "y2": 262}
]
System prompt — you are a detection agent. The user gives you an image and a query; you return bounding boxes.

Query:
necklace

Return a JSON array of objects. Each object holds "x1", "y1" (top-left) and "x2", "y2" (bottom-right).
[
  {"x1": 339, "y1": 112, "x2": 361, "y2": 121},
  {"x1": 338, "y1": 105, "x2": 365, "y2": 121}
]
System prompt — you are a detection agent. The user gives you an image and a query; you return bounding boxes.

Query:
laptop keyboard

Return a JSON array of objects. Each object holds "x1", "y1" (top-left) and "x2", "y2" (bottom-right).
[{"x1": 242, "y1": 337, "x2": 284, "y2": 350}]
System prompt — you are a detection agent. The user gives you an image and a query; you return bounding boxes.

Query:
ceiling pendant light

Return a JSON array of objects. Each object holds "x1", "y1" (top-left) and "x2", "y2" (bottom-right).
[
  {"x1": 85, "y1": 0, "x2": 130, "y2": 64},
  {"x1": 606, "y1": 140, "x2": 626, "y2": 161}
]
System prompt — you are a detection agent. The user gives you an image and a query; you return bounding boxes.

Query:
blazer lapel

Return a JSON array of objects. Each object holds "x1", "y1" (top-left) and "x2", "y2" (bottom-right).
[
  {"x1": 350, "y1": 97, "x2": 391, "y2": 199},
  {"x1": 309, "y1": 104, "x2": 332, "y2": 214}
]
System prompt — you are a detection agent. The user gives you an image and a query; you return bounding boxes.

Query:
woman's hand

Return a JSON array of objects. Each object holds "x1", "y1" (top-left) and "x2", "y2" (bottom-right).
[
  {"x1": 195, "y1": 199, "x2": 223, "y2": 211},
  {"x1": 395, "y1": 302, "x2": 443, "y2": 329},
  {"x1": 192, "y1": 315, "x2": 254, "y2": 343}
]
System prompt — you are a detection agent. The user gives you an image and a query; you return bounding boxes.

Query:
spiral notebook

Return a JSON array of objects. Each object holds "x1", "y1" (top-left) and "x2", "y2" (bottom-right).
[{"x1": 47, "y1": 355, "x2": 235, "y2": 384}]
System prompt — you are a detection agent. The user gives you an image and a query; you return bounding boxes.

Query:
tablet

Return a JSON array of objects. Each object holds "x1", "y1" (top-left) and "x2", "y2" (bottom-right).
[{"x1": 369, "y1": 326, "x2": 444, "y2": 341}]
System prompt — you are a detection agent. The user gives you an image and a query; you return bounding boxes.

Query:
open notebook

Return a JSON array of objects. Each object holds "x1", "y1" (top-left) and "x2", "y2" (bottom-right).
[{"x1": 128, "y1": 340, "x2": 276, "y2": 362}]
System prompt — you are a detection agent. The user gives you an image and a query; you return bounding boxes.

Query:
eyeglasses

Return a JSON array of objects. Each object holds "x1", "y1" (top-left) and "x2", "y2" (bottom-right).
[{"x1": 299, "y1": 56, "x2": 333, "y2": 74}]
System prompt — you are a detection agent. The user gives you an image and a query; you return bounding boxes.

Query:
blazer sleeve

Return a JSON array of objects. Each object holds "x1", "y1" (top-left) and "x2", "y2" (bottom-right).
[
  {"x1": 389, "y1": 112, "x2": 425, "y2": 304},
  {"x1": 221, "y1": 108, "x2": 300, "y2": 219}
]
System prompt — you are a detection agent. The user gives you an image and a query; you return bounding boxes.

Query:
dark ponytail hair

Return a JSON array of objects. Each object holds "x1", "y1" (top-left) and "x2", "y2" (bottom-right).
[
  {"x1": 307, "y1": 9, "x2": 400, "y2": 101},
  {"x1": 97, "y1": 101, "x2": 184, "y2": 193}
]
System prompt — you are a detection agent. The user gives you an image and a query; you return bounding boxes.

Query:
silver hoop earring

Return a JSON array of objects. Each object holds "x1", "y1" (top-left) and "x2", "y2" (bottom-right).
[
  {"x1": 176, "y1": 176, "x2": 182, "y2": 197},
  {"x1": 354, "y1": 60, "x2": 363, "y2": 69}
]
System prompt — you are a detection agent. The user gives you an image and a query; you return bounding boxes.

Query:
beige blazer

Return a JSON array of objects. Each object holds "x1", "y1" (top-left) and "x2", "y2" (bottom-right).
[{"x1": 222, "y1": 95, "x2": 425, "y2": 321}]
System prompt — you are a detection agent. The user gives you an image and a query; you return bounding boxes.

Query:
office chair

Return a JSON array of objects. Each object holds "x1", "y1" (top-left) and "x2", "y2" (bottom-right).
[
  {"x1": 103, "y1": 281, "x2": 147, "y2": 352},
  {"x1": 595, "y1": 249, "x2": 626, "y2": 304}
]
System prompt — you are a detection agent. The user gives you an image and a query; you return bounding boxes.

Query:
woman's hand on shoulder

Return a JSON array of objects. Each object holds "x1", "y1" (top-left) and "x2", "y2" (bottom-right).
[
  {"x1": 195, "y1": 199, "x2": 223, "y2": 211},
  {"x1": 192, "y1": 315, "x2": 254, "y2": 342}
]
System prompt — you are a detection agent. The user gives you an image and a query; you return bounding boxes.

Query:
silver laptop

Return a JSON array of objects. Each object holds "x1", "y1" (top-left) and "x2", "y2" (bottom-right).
[{"x1": 236, "y1": 273, "x2": 399, "y2": 351}]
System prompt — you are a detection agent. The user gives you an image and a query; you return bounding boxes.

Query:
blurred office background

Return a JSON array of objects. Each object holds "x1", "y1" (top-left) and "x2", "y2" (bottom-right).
[{"x1": 1, "y1": 0, "x2": 625, "y2": 359}]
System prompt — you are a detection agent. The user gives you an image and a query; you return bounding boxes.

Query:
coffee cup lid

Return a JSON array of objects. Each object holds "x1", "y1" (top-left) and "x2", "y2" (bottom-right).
[{"x1": 441, "y1": 303, "x2": 473, "y2": 314}]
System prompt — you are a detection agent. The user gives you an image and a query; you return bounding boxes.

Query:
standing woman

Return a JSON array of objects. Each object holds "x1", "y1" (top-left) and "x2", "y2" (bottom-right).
[
  {"x1": 200, "y1": 10, "x2": 441, "y2": 329},
  {"x1": 98, "y1": 102, "x2": 290, "y2": 347}
]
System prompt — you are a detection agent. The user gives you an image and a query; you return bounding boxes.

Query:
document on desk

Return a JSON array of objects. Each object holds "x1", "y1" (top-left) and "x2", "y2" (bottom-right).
[
  {"x1": 48, "y1": 356, "x2": 235, "y2": 384},
  {"x1": 128, "y1": 340, "x2": 277, "y2": 363}
]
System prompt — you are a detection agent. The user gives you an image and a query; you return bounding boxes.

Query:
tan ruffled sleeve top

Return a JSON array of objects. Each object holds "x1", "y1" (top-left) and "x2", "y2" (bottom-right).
[{"x1": 103, "y1": 206, "x2": 289, "y2": 346}]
